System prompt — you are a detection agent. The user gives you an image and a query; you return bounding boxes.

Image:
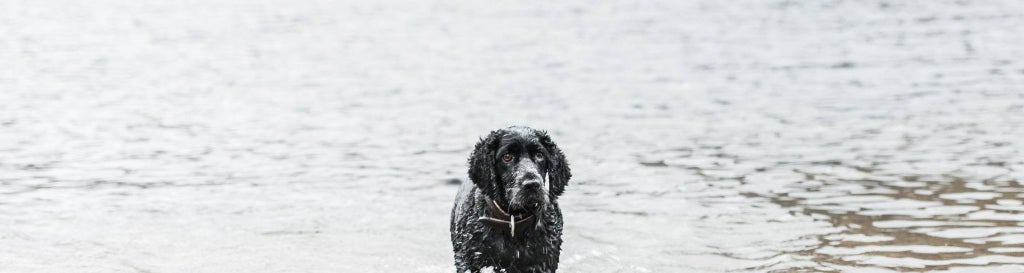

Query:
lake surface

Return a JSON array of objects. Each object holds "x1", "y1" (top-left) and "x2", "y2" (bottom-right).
[{"x1": 2, "y1": 0, "x2": 1024, "y2": 272}]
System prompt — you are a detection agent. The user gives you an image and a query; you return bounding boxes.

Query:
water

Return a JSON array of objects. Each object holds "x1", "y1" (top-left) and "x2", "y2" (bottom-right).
[{"x1": 2, "y1": 0, "x2": 1024, "y2": 272}]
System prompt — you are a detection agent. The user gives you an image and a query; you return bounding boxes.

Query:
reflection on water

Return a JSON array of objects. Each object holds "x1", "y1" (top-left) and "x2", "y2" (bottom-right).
[
  {"x1": 764, "y1": 164, "x2": 1024, "y2": 270},
  {"x1": 2, "y1": 0, "x2": 1024, "y2": 272},
  {"x1": 640, "y1": 87, "x2": 1024, "y2": 271}
]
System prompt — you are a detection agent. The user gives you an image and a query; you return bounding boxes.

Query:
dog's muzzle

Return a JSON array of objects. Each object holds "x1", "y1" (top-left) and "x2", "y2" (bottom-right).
[{"x1": 478, "y1": 172, "x2": 549, "y2": 238}]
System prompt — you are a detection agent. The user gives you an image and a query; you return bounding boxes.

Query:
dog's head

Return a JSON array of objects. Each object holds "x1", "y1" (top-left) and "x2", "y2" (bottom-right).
[{"x1": 468, "y1": 126, "x2": 571, "y2": 215}]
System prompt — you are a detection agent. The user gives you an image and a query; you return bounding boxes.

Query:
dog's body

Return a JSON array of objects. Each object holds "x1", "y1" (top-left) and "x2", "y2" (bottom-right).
[{"x1": 450, "y1": 127, "x2": 572, "y2": 273}]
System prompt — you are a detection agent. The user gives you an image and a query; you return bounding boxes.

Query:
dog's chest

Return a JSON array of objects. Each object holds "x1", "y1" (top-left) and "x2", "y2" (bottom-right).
[{"x1": 475, "y1": 215, "x2": 562, "y2": 266}]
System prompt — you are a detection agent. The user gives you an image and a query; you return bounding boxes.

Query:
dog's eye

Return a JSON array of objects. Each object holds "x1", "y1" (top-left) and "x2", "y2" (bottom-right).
[
  {"x1": 502, "y1": 153, "x2": 514, "y2": 162},
  {"x1": 534, "y1": 153, "x2": 544, "y2": 160}
]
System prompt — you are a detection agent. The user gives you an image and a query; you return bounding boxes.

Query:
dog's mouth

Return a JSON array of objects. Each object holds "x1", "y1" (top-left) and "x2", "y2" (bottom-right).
[
  {"x1": 509, "y1": 193, "x2": 546, "y2": 215},
  {"x1": 508, "y1": 204, "x2": 540, "y2": 217}
]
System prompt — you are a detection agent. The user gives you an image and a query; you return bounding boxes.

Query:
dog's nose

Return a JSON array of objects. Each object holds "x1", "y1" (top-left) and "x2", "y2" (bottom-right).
[{"x1": 522, "y1": 179, "x2": 542, "y2": 189}]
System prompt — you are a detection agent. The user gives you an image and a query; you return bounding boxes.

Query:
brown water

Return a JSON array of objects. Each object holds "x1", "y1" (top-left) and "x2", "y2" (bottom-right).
[{"x1": 2, "y1": 0, "x2": 1024, "y2": 272}]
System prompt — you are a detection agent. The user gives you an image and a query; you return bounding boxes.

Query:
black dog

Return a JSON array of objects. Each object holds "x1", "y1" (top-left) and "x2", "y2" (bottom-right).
[{"x1": 450, "y1": 126, "x2": 572, "y2": 273}]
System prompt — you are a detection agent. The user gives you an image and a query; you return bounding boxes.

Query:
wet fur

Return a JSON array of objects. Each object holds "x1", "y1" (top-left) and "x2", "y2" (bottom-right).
[{"x1": 450, "y1": 127, "x2": 572, "y2": 273}]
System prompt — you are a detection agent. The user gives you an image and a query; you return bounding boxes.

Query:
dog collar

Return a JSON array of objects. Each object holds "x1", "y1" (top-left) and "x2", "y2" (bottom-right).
[{"x1": 478, "y1": 196, "x2": 538, "y2": 238}]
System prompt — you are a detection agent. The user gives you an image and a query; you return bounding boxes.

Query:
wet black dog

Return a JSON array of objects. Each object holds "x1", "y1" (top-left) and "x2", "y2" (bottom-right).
[{"x1": 450, "y1": 126, "x2": 572, "y2": 273}]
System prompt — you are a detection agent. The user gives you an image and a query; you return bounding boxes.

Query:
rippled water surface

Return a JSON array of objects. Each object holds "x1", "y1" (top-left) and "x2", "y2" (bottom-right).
[{"x1": 3, "y1": 0, "x2": 1024, "y2": 272}]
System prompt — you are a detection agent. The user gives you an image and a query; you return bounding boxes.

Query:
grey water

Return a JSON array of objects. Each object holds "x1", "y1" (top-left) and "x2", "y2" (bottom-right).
[{"x1": 2, "y1": 0, "x2": 1024, "y2": 272}]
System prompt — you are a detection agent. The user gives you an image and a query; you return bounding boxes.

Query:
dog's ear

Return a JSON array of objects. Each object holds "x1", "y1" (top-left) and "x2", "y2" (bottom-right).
[
  {"x1": 468, "y1": 130, "x2": 502, "y2": 196},
  {"x1": 538, "y1": 131, "x2": 571, "y2": 197}
]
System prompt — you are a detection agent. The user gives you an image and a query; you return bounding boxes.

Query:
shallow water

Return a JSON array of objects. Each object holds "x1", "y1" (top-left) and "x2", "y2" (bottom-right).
[{"x1": 2, "y1": 0, "x2": 1024, "y2": 272}]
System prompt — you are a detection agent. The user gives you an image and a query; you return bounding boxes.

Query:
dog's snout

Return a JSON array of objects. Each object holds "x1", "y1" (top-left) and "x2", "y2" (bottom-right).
[
  {"x1": 521, "y1": 171, "x2": 542, "y2": 189},
  {"x1": 522, "y1": 179, "x2": 542, "y2": 189}
]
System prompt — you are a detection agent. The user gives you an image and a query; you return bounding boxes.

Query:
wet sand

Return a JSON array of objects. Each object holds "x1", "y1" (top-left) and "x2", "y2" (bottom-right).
[{"x1": 2, "y1": 0, "x2": 1024, "y2": 272}]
